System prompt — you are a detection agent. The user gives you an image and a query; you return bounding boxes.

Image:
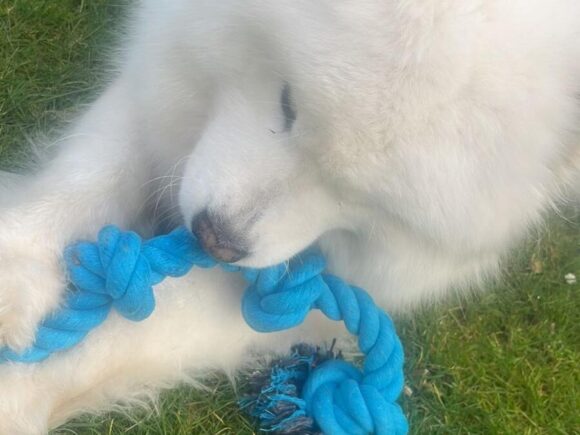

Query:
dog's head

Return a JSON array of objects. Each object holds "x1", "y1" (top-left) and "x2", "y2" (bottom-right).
[
  {"x1": 170, "y1": 1, "x2": 398, "y2": 267},
  {"x1": 172, "y1": 0, "x2": 481, "y2": 267}
]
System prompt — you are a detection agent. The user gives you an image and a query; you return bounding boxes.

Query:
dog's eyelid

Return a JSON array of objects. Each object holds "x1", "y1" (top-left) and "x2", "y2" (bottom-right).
[{"x1": 281, "y1": 83, "x2": 297, "y2": 131}]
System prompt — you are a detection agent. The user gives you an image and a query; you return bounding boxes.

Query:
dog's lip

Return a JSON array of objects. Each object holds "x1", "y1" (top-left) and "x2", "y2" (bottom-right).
[{"x1": 205, "y1": 243, "x2": 248, "y2": 263}]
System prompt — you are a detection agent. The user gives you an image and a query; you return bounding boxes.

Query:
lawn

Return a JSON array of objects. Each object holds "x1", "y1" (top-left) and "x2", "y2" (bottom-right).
[{"x1": 1, "y1": 1, "x2": 579, "y2": 434}]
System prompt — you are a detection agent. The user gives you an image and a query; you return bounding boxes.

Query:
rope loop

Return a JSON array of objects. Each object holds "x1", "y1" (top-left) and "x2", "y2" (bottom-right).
[
  {"x1": 0, "y1": 225, "x2": 408, "y2": 434},
  {"x1": 241, "y1": 260, "x2": 407, "y2": 434},
  {"x1": 242, "y1": 251, "x2": 327, "y2": 332}
]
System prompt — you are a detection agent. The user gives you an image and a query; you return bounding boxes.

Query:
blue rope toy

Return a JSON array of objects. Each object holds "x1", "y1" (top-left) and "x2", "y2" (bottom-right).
[{"x1": 0, "y1": 225, "x2": 408, "y2": 434}]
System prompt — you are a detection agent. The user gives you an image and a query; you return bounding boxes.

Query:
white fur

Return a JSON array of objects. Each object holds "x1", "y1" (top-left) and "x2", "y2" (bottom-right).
[{"x1": 1, "y1": 0, "x2": 579, "y2": 432}]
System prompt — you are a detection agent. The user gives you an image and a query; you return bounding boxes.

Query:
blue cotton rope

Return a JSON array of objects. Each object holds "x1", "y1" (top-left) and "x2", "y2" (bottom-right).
[{"x1": 0, "y1": 225, "x2": 408, "y2": 434}]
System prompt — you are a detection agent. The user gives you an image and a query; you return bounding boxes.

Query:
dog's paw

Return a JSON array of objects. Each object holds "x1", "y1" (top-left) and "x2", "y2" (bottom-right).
[{"x1": 0, "y1": 242, "x2": 65, "y2": 352}]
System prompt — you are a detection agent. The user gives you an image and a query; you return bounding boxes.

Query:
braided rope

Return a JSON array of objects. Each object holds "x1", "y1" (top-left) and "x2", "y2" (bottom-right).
[{"x1": 0, "y1": 225, "x2": 407, "y2": 434}]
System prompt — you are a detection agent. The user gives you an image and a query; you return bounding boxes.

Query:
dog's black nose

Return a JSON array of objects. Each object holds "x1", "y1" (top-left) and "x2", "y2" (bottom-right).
[{"x1": 191, "y1": 210, "x2": 248, "y2": 263}]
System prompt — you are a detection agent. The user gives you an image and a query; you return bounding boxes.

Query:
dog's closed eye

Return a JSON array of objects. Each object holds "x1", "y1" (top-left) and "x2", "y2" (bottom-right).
[{"x1": 281, "y1": 83, "x2": 297, "y2": 131}]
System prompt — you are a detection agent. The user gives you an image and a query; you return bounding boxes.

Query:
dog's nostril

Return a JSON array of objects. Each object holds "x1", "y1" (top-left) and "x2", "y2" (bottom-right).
[{"x1": 191, "y1": 210, "x2": 248, "y2": 263}]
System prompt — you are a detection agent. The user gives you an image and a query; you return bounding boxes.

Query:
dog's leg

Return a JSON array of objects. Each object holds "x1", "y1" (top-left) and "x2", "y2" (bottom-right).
[
  {"x1": 0, "y1": 79, "x2": 150, "y2": 352},
  {"x1": 0, "y1": 268, "x2": 340, "y2": 434}
]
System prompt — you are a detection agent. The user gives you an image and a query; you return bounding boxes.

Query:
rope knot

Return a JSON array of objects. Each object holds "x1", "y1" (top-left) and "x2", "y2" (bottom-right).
[
  {"x1": 241, "y1": 251, "x2": 327, "y2": 332},
  {"x1": 66, "y1": 226, "x2": 155, "y2": 321},
  {"x1": 65, "y1": 225, "x2": 217, "y2": 322},
  {"x1": 302, "y1": 359, "x2": 408, "y2": 435}
]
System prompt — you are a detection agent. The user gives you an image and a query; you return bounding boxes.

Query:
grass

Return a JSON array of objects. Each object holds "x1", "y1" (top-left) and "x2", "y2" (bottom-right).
[
  {"x1": 1, "y1": 1, "x2": 579, "y2": 434},
  {"x1": 0, "y1": 0, "x2": 128, "y2": 169}
]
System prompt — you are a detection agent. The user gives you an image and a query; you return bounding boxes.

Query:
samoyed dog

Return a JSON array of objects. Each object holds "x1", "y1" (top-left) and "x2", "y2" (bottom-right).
[{"x1": 1, "y1": 0, "x2": 579, "y2": 432}]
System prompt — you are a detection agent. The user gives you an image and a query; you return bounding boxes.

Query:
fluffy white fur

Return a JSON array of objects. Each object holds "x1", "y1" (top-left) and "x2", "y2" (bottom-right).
[{"x1": 1, "y1": 0, "x2": 580, "y2": 432}]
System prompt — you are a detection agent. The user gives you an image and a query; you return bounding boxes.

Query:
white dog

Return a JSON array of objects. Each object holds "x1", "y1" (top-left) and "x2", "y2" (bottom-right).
[{"x1": 1, "y1": 0, "x2": 579, "y2": 433}]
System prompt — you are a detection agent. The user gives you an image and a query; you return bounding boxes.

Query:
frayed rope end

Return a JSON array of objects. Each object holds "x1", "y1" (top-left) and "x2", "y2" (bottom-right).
[{"x1": 240, "y1": 342, "x2": 342, "y2": 434}]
